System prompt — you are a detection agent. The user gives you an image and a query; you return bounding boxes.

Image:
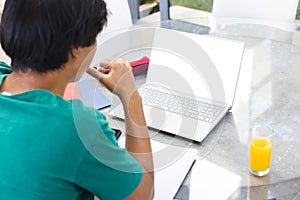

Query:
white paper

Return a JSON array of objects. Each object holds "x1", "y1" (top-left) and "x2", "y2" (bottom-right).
[{"x1": 118, "y1": 137, "x2": 197, "y2": 200}]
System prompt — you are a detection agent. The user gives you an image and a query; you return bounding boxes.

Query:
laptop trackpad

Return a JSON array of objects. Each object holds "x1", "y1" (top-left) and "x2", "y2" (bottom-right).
[{"x1": 143, "y1": 105, "x2": 211, "y2": 141}]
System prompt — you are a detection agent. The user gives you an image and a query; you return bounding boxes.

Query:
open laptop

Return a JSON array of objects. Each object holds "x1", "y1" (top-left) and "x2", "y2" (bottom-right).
[{"x1": 111, "y1": 28, "x2": 245, "y2": 142}]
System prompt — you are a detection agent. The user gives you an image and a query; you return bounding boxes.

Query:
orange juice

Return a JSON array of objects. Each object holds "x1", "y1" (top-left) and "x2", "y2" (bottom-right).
[{"x1": 249, "y1": 138, "x2": 272, "y2": 172}]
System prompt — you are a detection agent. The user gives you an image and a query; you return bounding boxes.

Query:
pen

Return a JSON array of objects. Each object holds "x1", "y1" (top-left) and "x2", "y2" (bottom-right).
[{"x1": 93, "y1": 66, "x2": 110, "y2": 71}]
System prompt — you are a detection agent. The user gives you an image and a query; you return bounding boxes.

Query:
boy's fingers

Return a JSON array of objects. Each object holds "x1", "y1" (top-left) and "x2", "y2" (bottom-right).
[
  {"x1": 86, "y1": 67, "x2": 103, "y2": 80},
  {"x1": 100, "y1": 59, "x2": 114, "y2": 69}
]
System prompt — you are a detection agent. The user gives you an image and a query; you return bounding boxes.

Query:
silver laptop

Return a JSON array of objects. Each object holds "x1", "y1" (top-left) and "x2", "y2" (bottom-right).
[{"x1": 111, "y1": 28, "x2": 245, "y2": 142}]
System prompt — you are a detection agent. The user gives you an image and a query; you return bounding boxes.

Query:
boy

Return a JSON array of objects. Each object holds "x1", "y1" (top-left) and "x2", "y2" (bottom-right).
[{"x1": 0, "y1": 0, "x2": 154, "y2": 199}]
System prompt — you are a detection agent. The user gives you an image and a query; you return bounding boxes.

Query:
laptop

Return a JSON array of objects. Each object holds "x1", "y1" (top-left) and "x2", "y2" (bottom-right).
[{"x1": 111, "y1": 28, "x2": 245, "y2": 142}]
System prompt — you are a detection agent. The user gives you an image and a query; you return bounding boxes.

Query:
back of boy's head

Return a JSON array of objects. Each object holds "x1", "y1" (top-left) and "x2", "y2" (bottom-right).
[{"x1": 0, "y1": 0, "x2": 108, "y2": 73}]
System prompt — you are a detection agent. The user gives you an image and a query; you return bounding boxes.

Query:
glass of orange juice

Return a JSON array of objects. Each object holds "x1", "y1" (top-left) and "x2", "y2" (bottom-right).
[{"x1": 249, "y1": 125, "x2": 274, "y2": 176}]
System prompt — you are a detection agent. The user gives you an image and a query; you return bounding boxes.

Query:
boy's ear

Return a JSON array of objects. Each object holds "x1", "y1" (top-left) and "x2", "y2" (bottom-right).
[{"x1": 69, "y1": 47, "x2": 80, "y2": 58}]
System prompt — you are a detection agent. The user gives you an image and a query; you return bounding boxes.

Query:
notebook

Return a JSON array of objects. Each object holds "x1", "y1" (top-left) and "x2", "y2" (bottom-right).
[
  {"x1": 63, "y1": 80, "x2": 111, "y2": 110},
  {"x1": 118, "y1": 136, "x2": 197, "y2": 200},
  {"x1": 77, "y1": 79, "x2": 111, "y2": 109},
  {"x1": 110, "y1": 28, "x2": 245, "y2": 142}
]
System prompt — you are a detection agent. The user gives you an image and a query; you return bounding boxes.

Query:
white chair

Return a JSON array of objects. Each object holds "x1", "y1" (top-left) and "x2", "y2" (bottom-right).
[
  {"x1": 212, "y1": 0, "x2": 299, "y2": 23},
  {"x1": 212, "y1": 0, "x2": 299, "y2": 31},
  {"x1": 211, "y1": 0, "x2": 299, "y2": 42},
  {"x1": 101, "y1": 0, "x2": 133, "y2": 35},
  {"x1": 0, "y1": 0, "x2": 5, "y2": 8}
]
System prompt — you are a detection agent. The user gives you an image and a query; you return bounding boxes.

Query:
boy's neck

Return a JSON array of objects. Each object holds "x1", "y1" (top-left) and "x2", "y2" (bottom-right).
[{"x1": 0, "y1": 67, "x2": 73, "y2": 96}]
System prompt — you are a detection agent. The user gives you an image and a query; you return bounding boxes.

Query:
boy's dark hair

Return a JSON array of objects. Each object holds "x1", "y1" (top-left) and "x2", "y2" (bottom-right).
[{"x1": 0, "y1": 0, "x2": 108, "y2": 72}]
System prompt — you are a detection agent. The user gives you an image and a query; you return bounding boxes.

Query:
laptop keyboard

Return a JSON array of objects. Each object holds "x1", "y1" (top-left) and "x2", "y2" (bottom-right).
[{"x1": 140, "y1": 88, "x2": 225, "y2": 123}]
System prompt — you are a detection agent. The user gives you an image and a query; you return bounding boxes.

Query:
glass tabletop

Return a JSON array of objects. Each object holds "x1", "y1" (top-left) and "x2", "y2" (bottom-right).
[{"x1": 94, "y1": 17, "x2": 300, "y2": 199}]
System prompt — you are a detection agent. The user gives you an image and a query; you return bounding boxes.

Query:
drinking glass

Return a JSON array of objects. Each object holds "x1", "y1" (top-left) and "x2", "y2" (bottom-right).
[{"x1": 249, "y1": 125, "x2": 274, "y2": 176}]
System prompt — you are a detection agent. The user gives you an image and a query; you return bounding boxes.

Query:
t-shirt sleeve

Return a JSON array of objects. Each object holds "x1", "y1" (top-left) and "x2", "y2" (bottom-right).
[
  {"x1": 0, "y1": 61, "x2": 12, "y2": 71},
  {"x1": 0, "y1": 62, "x2": 12, "y2": 82},
  {"x1": 73, "y1": 110, "x2": 143, "y2": 200}
]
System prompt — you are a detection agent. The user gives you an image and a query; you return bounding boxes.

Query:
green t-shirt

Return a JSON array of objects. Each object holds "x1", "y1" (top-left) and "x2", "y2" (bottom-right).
[{"x1": 0, "y1": 62, "x2": 143, "y2": 200}]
